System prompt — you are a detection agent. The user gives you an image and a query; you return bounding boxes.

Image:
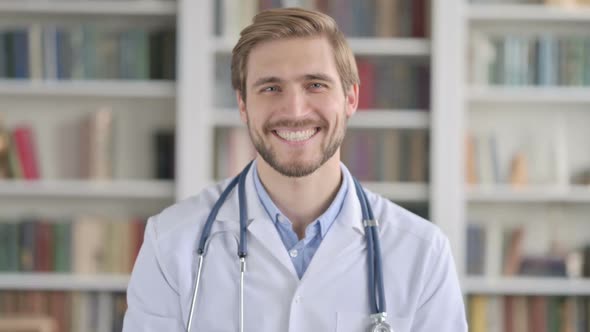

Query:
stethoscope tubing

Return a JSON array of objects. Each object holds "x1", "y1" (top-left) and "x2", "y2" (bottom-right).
[{"x1": 186, "y1": 161, "x2": 387, "y2": 331}]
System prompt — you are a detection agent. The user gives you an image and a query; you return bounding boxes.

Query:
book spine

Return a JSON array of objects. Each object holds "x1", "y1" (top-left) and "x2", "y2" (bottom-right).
[{"x1": 13, "y1": 126, "x2": 40, "y2": 180}]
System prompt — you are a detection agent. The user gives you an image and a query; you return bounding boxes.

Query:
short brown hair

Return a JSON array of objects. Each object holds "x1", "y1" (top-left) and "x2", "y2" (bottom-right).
[{"x1": 231, "y1": 7, "x2": 359, "y2": 100}]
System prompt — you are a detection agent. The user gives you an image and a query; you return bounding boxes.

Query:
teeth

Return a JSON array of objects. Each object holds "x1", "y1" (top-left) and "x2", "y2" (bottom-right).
[{"x1": 275, "y1": 128, "x2": 317, "y2": 142}]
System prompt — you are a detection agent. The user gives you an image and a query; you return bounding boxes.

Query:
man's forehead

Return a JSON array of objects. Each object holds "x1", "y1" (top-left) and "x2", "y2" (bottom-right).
[{"x1": 245, "y1": 36, "x2": 338, "y2": 82}]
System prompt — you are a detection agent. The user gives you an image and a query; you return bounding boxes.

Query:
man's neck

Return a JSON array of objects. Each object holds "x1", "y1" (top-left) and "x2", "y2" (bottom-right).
[{"x1": 256, "y1": 156, "x2": 343, "y2": 239}]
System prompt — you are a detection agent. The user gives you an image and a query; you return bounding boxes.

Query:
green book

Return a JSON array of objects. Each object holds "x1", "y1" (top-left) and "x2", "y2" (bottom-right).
[
  {"x1": 0, "y1": 222, "x2": 19, "y2": 271},
  {"x1": 53, "y1": 221, "x2": 71, "y2": 272}
]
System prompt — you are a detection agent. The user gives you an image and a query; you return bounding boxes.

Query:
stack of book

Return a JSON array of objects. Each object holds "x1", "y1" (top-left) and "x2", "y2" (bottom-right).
[
  {"x1": 0, "y1": 217, "x2": 146, "y2": 274},
  {"x1": 0, "y1": 25, "x2": 175, "y2": 80},
  {"x1": 0, "y1": 291, "x2": 126, "y2": 332}
]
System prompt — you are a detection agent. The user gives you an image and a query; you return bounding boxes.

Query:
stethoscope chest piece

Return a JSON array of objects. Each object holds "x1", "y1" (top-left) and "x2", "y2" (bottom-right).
[{"x1": 369, "y1": 313, "x2": 393, "y2": 332}]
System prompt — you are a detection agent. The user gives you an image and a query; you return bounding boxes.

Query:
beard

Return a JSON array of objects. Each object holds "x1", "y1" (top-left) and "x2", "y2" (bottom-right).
[{"x1": 246, "y1": 109, "x2": 347, "y2": 178}]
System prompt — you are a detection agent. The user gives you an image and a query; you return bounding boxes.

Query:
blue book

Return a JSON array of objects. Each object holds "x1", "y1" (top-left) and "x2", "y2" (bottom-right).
[
  {"x1": 55, "y1": 28, "x2": 66, "y2": 79},
  {"x1": 12, "y1": 29, "x2": 29, "y2": 79},
  {"x1": 0, "y1": 32, "x2": 5, "y2": 77},
  {"x1": 538, "y1": 35, "x2": 558, "y2": 86}
]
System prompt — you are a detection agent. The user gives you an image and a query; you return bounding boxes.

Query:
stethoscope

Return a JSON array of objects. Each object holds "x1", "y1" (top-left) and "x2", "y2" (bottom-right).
[{"x1": 185, "y1": 161, "x2": 392, "y2": 332}]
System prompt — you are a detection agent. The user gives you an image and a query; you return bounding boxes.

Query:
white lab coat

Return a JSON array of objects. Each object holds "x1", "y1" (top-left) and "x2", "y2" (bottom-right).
[{"x1": 123, "y1": 166, "x2": 467, "y2": 332}]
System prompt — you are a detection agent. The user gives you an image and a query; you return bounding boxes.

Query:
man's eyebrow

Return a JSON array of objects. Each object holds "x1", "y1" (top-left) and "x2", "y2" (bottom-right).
[
  {"x1": 251, "y1": 73, "x2": 336, "y2": 88},
  {"x1": 302, "y1": 73, "x2": 335, "y2": 83},
  {"x1": 252, "y1": 76, "x2": 283, "y2": 88}
]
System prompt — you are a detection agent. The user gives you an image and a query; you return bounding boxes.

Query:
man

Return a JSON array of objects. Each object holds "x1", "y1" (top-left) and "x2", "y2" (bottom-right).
[{"x1": 123, "y1": 8, "x2": 467, "y2": 332}]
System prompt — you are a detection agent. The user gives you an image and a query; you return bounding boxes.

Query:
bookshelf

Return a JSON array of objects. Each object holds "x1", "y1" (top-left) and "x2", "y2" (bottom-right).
[
  {"x1": 0, "y1": 273, "x2": 129, "y2": 292},
  {"x1": 0, "y1": 80, "x2": 176, "y2": 98},
  {"x1": 0, "y1": 1, "x2": 177, "y2": 17},
  {"x1": 10, "y1": 0, "x2": 590, "y2": 330},
  {"x1": 0, "y1": 0, "x2": 177, "y2": 329},
  {"x1": 464, "y1": 276, "x2": 590, "y2": 296},
  {"x1": 461, "y1": 0, "x2": 590, "y2": 329},
  {"x1": 467, "y1": 3, "x2": 590, "y2": 21},
  {"x1": 469, "y1": 86, "x2": 590, "y2": 103},
  {"x1": 0, "y1": 179, "x2": 174, "y2": 199}
]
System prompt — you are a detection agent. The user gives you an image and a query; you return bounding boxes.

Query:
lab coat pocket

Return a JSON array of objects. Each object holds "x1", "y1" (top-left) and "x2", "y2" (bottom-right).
[{"x1": 336, "y1": 311, "x2": 411, "y2": 332}]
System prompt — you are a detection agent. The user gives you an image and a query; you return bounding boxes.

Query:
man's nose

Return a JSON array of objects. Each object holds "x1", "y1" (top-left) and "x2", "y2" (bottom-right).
[{"x1": 281, "y1": 89, "x2": 310, "y2": 118}]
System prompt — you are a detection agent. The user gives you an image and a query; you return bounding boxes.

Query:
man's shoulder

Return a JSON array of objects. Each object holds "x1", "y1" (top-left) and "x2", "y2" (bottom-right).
[{"x1": 364, "y1": 189, "x2": 447, "y2": 251}]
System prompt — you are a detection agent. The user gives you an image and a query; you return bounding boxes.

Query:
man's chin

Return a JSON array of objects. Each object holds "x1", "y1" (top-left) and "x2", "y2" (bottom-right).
[{"x1": 270, "y1": 160, "x2": 322, "y2": 178}]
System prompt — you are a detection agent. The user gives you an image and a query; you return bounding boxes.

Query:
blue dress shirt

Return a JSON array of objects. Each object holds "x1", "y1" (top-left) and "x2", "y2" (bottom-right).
[{"x1": 253, "y1": 161, "x2": 349, "y2": 279}]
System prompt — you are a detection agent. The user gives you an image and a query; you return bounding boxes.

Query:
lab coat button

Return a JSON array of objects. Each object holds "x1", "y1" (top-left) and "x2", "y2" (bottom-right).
[
  {"x1": 289, "y1": 249, "x2": 298, "y2": 258},
  {"x1": 295, "y1": 295, "x2": 302, "y2": 303}
]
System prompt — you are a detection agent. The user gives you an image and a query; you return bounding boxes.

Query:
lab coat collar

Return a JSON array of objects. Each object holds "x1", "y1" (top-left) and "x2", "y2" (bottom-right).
[
  {"x1": 214, "y1": 161, "x2": 365, "y2": 234},
  {"x1": 214, "y1": 161, "x2": 367, "y2": 278}
]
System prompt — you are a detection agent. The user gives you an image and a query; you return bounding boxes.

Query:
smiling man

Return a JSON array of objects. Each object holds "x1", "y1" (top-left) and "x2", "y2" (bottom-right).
[{"x1": 123, "y1": 8, "x2": 467, "y2": 332}]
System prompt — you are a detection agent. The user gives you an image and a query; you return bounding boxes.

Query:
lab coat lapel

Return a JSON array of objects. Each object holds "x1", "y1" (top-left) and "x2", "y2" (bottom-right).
[
  {"x1": 301, "y1": 170, "x2": 365, "y2": 282},
  {"x1": 215, "y1": 164, "x2": 299, "y2": 278}
]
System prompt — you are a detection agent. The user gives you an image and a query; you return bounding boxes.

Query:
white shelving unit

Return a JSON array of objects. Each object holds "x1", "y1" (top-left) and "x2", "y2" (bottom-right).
[
  {"x1": 0, "y1": 0, "x2": 178, "y2": 295},
  {"x1": 0, "y1": 80, "x2": 176, "y2": 98},
  {"x1": 469, "y1": 86, "x2": 590, "y2": 104},
  {"x1": 460, "y1": 0, "x2": 590, "y2": 299},
  {"x1": 464, "y1": 276, "x2": 590, "y2": 296},
  {"x1": 467, "y1": 184, "x2": 590, "y2": 203},
  {"x1": 0, "y1": 273, "x2": 129, "y2": 292},
  {"x1": 0, "y1": 0, "x2": 177, "y2": 16},
  {"x1": 467, "y1": 3, "x2": 590, "y2": 21},
  {"x1": 12, "y1": 0, "x2": 590, "y2": 319},
  {"x1": 0, "y1": 179, "x2": 174, "y2": 199}
]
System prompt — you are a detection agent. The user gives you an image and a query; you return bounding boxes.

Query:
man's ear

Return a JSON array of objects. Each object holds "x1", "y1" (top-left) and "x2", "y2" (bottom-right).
[
  {"x1": 237, "y1": 91, "x2": 248, "y2": 124},
  {"x1": 345, "y1": 84, "x2": 359, "y2": 118}
]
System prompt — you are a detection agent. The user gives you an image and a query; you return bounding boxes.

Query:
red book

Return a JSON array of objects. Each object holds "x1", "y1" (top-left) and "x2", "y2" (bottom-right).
[
  {"x1": 34, "y1": 221, "x2": 53, "y2": 271},
  {"x1": 49, "y1": 292, "x2": 71, "y2": 332},
  {"x1": 504, "y1": 296, "x2": 514, "y2": 332},
  {"x1": 13, "y1": 125, "x2": 40, "y2": 180},
  {"x1": 357, "y1": 59, "x2": 375, "y2": 110},
  {"x1": 412, "y1": 0, "x2": 426, "y2": 37},
  {"x1": 131, "y1": 218, "x2": 147, "y2": 271}
]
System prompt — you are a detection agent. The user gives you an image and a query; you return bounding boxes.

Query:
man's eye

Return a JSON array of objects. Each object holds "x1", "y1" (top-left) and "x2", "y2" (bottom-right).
[
  {"x1": 309, "y1": 83, "x2": 325, "y2": 89},
  {"x1": 262, "y1": 86, "x2": 279, "y2": 92}
]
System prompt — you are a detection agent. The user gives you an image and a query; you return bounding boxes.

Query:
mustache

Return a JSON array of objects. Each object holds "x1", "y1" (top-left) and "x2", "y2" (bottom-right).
[{"x1": 263, "y1": 118, "x2": 328, "y2": 131}]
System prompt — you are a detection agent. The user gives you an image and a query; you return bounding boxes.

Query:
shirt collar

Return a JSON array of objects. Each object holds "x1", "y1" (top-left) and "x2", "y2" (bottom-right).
[{"x1": 253, "y1": 160, "x2": 349, "y2": 239}]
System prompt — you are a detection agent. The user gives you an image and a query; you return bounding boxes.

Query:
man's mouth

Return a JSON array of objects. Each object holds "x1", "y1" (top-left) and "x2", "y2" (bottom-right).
[{"x1": 273, "y1": 128, "x2": 319, "y2": 142}]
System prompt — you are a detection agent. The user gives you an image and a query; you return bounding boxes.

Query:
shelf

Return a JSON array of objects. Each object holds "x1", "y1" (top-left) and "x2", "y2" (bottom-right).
[
  {"x1": 464, "y1": 276, "x2": 590, "y2": 296},
  {"x1": 214, "y1": 38, "x2": 431, "y2": 56},
  {"x1": 468, "y1": 4, "x2": 590, "y2": 22},
  {"x1": 0, "y1": 0, "x2": 177, "y2": 17},
  {"x1": 362, "y1": 182, "x2": 428, "y2": 202},
  {"x1": 0, "y1": 179, "x2": 175, "y2": 199},
  {"x1": 467, "y1": 185, "x2": 590, "y2": 203},
  {"x1": 468, "y1": 86, "x2": 590, "y2": 104},
  {"x1": 0, "y1": 80, "x2": 176, "y2": 98},
  {"x1": 0, "y1": 273, "x2": 129, "y2": 291},
  {"x1": 212, "y1": 109, "x2": 430, "y2": 129}
]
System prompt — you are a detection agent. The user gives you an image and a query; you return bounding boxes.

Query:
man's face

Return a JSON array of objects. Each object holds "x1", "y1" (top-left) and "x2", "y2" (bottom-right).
[{"x1": 237, "y1": 36, "x2": 358, "y2": 177}]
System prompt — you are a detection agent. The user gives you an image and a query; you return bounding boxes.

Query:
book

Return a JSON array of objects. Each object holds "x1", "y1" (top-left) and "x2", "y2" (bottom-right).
[
  {"x1": 81, "y1": 108, "x2": 114, "y2": 180},
  {"x1": 13, "y1": 125, "x2": 41, "y2": 180},
  {"x1": 153, "y1": 129, "x2": 175, "y2": 180},
  {"x1": 0, "y1": 316, "x2": 57, "y2": 332},
  {"x1": 503, "y1": 226, "x2": 525, "y2": 276}
]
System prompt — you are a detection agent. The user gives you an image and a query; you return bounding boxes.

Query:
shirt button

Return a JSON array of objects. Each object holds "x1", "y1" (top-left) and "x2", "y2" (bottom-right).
[{"x1": 289, "y1": 249, "x2": 298, "y2": 258}]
